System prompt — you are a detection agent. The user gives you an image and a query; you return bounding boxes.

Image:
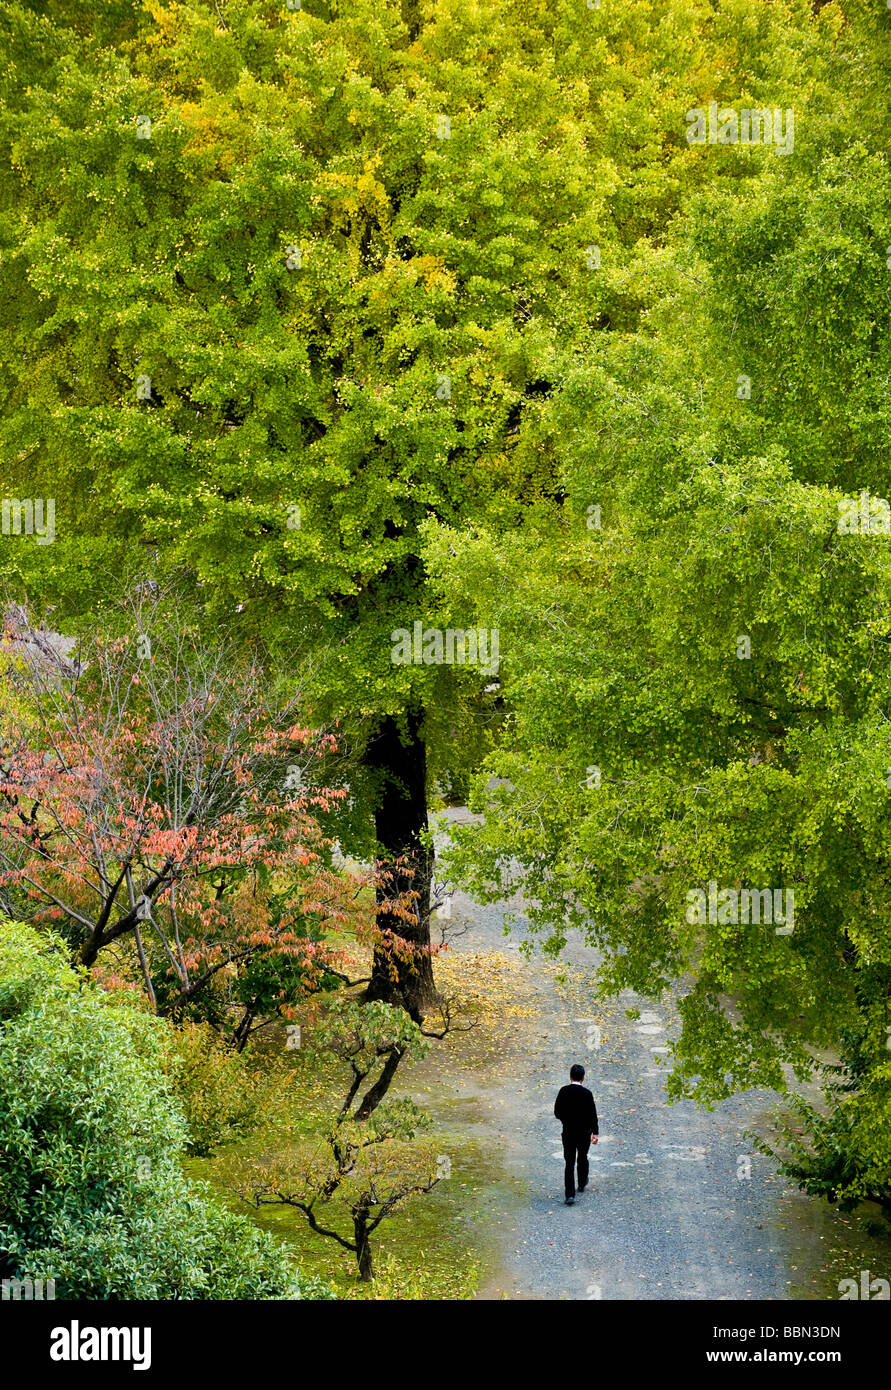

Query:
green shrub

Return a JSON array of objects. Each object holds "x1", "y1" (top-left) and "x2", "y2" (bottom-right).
[
  {"x1": 0, "y1": 920, "x2": 333, "y2": 1300},
  {"x1": 161, "y1": 1019, "x2": 294, "y2": 1158},
  {"x1": 754, "y1": 1049, "x2": 891, "y2": 1217}
]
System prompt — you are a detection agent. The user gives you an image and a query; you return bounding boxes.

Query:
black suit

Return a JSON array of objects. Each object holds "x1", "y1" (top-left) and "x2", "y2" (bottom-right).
[{"x1": 554, "y1": 1083, "x2": 599, "y2": 1200}]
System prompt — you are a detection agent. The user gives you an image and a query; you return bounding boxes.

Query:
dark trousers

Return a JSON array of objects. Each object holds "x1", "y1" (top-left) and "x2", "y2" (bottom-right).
[{"x1": 562, "y1": 1131, "x2": 591, "y2": 1199}]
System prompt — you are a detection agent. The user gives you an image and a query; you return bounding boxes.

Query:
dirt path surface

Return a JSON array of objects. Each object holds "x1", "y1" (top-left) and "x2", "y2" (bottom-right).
[{"x1": 407, "y1": 809, "x2": 885, "y2": 1301}]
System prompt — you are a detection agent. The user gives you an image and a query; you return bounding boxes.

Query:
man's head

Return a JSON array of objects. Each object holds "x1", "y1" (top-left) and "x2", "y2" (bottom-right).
[{"x1": 570, "y1": 1064, "x2": 585, "y2": 1082}]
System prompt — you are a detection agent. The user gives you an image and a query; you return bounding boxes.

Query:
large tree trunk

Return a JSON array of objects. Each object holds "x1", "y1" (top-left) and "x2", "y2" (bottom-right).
[{"x1": 362, "y1": 708, "x2": 437, "y2": 1022}]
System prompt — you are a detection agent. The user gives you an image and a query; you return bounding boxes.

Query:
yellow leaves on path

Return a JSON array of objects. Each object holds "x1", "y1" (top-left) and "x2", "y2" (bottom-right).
[
  {"x1": 426, "y1": 949, "x2": 543, "y2": 1071},
  {"x1": 435, "y1": 949, "x2": 540, "y2": 1029}
]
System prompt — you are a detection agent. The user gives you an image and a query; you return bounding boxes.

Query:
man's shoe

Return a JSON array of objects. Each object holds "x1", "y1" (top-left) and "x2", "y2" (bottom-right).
[
  {"x1": 565, "y1": 1197, "x2": 575, "y2": 1205},
  {"x1": 578, "y1": 1184, "x2": 587, "y2": 1193}
]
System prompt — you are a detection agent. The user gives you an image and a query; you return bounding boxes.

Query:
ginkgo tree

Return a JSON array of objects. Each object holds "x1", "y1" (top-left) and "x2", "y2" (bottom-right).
[
  {"x1": 429, "y1": 2, "x2": 891, "y2": 1210},
  {"x1": 0, "y1": 0, "x2": 811, "y2": 1018}
]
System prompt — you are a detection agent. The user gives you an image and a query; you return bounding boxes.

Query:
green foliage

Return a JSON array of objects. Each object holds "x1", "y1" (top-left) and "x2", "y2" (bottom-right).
[
  {"x1": 313, "y1": 994, "x2": 431, "y2": 1072},
  {"x1": 753, "y1": 1037, "x2": 891, "y2": 1215},
  {"x1": 0, "y1": 0, "x2": 818, "y2": 802},
  {"x1": 221, "y1": 886, "x2": 347, "y2": 1040},
  {"x1": 0, "y1": 918, "x2": 329, "y2": 1298},
  {"x1": 160, "y1": 1019, "x2": 294, "y2": 1157},
  {"x1": 423, "y1": 0, "x2": 891, "y2": 1197}
]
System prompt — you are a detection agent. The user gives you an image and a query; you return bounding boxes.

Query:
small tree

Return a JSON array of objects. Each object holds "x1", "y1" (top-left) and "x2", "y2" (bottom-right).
[{"x1": 237, "y1": 997, "x2": 454, "y2": 1281}]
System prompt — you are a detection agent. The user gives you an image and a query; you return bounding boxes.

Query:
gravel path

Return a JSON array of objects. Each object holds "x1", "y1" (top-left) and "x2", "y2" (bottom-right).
[{"x1": 419, "y1": 809, "x2": 881, "y2": 1302}]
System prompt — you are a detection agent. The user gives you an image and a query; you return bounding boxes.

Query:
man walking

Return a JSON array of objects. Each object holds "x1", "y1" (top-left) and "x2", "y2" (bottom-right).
[{"x1": 554, "y1": 1064, "x2": 599, "y2": 1205}]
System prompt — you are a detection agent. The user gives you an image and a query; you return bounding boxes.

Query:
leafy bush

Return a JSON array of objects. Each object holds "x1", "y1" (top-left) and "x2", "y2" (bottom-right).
[
  {"x1": 161, "y1": 1019, "x2": 294, "y2": 1158},
  {"x1": 754, "y1": 1035, "x2": 891, "y2": 1216},
  {"x1": 0, "y1": 919, "x2": 333, "y2": 1299}
]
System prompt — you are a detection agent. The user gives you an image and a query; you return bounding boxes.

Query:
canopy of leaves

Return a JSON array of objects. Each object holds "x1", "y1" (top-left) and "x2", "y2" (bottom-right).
[
  {"x1": 428, "y1": 0, "x2": 891, "y2": 1173},
  {"x1": 0, "y1": 0, "x2": 824, "y2": 784}
]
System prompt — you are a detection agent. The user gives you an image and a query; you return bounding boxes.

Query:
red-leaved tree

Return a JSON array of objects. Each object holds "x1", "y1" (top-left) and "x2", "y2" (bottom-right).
[{"x1": 0, "y1": 590, "x2": 377, "y2": 1028}]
